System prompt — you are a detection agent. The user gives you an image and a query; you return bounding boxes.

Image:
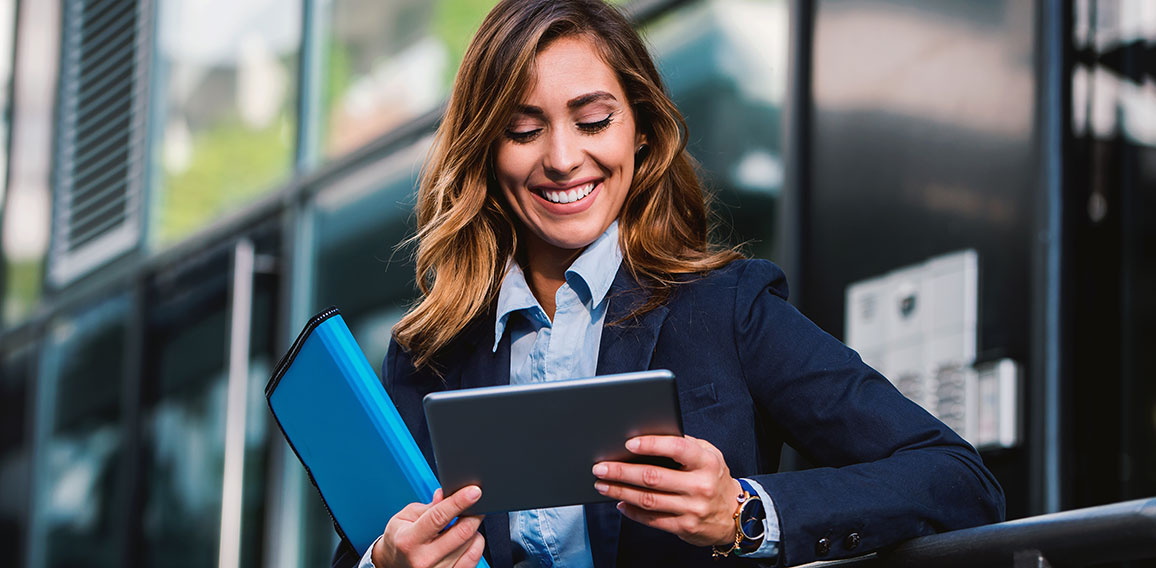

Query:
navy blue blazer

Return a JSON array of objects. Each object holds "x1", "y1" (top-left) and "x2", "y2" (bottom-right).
[{"x1": 332, "y1": 259, "x2": 1004, "y2": 567}]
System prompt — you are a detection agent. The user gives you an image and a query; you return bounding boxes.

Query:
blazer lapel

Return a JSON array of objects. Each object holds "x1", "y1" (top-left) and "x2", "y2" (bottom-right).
[
  {"x1": 587, "y1": 266, "x2": 669, "y2": 568},
  {"x1": 596, "y1": 266, "x2": 669, "y2": 376}
]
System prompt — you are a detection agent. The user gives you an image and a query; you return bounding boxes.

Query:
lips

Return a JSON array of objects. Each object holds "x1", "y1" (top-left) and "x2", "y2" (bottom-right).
[{"x1": 534, "y1": 180, "x2": 599, "y2": 204}]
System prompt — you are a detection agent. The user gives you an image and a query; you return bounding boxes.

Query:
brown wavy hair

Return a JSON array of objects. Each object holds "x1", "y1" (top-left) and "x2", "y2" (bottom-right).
[{"x1": 394, "y1": 0, "x2": 742, "y2": 370}]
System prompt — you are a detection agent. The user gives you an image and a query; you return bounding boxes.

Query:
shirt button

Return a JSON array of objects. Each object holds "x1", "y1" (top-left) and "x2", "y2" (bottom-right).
[
  {"x1": 816, "y1": 537, "x2": 831, "y2": 556},
  {"x1": 845, "y1": 532, "x2": 861, "y2": 550}
]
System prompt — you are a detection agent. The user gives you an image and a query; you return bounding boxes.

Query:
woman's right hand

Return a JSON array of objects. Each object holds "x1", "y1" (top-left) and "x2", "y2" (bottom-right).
[{"x1": 371, "y1": 485, "x2": 486, "y2": 568}]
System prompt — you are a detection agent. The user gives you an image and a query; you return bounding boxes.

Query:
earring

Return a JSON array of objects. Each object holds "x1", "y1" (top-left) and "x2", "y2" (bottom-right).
[{"x1": 635, "y1": 143, "x2": 647, "y2": 154}]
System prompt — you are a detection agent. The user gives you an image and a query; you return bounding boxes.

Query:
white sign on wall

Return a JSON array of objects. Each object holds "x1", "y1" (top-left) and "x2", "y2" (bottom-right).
[{"x1": 845, "y1": 250, "x2": 1018, "y2": 450}]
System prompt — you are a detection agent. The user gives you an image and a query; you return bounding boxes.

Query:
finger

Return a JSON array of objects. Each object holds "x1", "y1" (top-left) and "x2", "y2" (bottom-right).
[
  {"x1": 394, "y1": 500, "x2": 433, "y2": 523},
  {"x1": 431, "y1": 488, "x2": 444, "y2": 504},
  {"x1": 594, "y1": 479, "x2": 685, "y2": 514},
  {"x1": 414, "y1": 485, "x2": 482, "y2": 539},
  {"x1": 426, "y1": 514, "x2": 484, "y2": 560},
  {"x1": 592, "y1": 460, "x2": 692, "y2": 494},
  {"x1": 625, "y1": 435, "x2": 714, "y2": 470},
  {"x1": 615, "y1": 501, "x2": 682, "y2": 534},
  {"x1": 449, "y1": 533, "x2": 486, "y2": 568}
]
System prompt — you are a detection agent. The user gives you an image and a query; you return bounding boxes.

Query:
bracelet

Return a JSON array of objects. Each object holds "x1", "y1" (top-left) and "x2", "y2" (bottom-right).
[{"x1": 711, "y1": 485, "x2": 759, "y2": 558}]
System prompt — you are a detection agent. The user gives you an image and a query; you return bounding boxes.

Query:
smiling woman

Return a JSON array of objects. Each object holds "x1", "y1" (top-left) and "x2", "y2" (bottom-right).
[{"x1": 331, "y1": 1, "x2": 1006, "y2": 567}]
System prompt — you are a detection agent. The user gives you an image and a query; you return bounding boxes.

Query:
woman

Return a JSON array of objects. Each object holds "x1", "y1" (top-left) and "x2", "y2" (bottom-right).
[{"x1": 334, "y1": 0, "x2": 1004, "y2": 567}]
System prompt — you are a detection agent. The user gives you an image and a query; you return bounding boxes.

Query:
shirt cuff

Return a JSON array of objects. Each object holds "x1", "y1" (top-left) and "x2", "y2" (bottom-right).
[
  {"x1": 357, "y1": 535, "x2": 382, "y2": 568},
  {"x1": 736, "y1": 477, "x2": 781, "y2": 559}
]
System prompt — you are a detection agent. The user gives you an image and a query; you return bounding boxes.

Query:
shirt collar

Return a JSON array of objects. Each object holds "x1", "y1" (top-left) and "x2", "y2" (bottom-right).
[
  {"x1": 565, "y1": 220, "x2": 622, "y2": 310},
  {"x1": 492, "y1": 221, "x2": 623, "y2": 352}
]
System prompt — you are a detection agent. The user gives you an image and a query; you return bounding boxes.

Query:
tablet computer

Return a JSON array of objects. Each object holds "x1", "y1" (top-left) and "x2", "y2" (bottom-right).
[{"x1": 423, "y1": 370, "x2": 683, "y2": 515}]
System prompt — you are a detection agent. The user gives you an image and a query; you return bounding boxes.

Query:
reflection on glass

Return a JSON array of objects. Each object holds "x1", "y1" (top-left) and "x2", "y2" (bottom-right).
[
  {"x1": 646, "y1": 0, "x2": 788, "y2": 260},
  {"x1": 39, "y1": 296, "x2": 129, "y2": 568},
  {"x1": 318, "y1": 0, "x2": 491, "y2": 158},
  {"x1": 153, "y1": 0, "x2": 300, "y2": 245},
  {"x1": 0, "y1": 341, "x2": 33, "y2": 568},
  {"x1": 2, "y1": 0, "x2": 55, "y2": 325},
  {"x1": 141, "y1": 266, "x2": 276, "y2": 568},
  {"x1": 312, "y1": 139, "x2": 427, "y2": 365}
]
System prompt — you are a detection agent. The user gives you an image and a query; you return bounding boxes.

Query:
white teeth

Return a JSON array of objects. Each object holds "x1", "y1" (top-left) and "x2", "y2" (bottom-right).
[{"x1": 542, "y1": 182, "x2": 595, "y2": 204}]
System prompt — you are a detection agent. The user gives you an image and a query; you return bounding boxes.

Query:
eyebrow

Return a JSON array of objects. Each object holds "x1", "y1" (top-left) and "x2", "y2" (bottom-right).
[{"x1": 514, "y1": 91, "x2": 618, "y2": 116}]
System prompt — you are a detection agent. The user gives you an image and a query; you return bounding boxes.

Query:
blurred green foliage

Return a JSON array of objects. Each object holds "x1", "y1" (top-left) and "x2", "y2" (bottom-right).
[
  {"x1": 432, "y1": 0, "x2": 496, "y2": 86},
  {"x1": 3, "y1": 258, "x2": 42, "y2": 324},
  {"x1": 157, "y1": 115, "x2": 294, "y2": 245}
]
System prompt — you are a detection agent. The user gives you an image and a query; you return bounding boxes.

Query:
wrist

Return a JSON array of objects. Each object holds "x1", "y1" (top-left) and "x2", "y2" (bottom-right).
[
  {"x1": 370, "y1": 533, "x2": 386, "y2": 567},
  {"x1": 713, "y1": 478, "x2": 745, "y2": 546},
  {"x1": 711, "y1": 478, "x2": 766, "y2": 557}
]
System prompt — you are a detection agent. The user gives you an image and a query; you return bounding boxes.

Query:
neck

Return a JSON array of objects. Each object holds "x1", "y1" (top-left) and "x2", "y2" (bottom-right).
[{"x1": 521, "y1": 236, "x2": 583, "y2": 321}]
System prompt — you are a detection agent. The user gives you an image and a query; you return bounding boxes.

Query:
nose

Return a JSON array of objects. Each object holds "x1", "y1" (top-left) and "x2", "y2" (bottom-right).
[{"x1": 543, "y1": 128, "x2": 582, "y2": 177}]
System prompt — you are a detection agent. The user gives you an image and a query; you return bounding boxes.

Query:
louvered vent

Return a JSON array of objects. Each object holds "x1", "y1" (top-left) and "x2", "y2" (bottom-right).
[{"x1": 49, "y1": 0, "x2": 152, "y2": 286}]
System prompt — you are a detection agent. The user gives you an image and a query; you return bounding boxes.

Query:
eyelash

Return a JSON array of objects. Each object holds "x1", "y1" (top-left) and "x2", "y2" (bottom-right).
[{"x1": 504, "y1": 113, "x2": 615, "y2": 143}]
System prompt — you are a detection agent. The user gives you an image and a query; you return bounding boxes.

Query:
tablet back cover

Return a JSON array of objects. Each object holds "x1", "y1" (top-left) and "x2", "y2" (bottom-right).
[{"x1": 265, "y1": 308, "x2": 439, "y2": 556}]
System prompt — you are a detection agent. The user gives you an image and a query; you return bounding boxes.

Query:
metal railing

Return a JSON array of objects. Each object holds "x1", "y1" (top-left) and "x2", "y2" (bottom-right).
[{"x1": 828, "y1": 498, "x2": 1156, "y2": 567}]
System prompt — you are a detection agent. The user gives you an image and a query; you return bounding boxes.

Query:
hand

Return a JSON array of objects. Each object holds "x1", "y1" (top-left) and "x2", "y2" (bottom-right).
[
  {"x1": 592, "y1": 435, "x2": 742, "y2": 548},
  {"x1": 371, "y1": 486, "x2": 486, "y2": 568}
]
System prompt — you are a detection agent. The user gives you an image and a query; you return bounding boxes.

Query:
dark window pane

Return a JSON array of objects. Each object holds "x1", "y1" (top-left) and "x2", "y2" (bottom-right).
[
  {"x1": 140, "y1": 246, "x2": 276, "y2": 568},
  {"x1": 0, "y1": 340, "x2": 34, "y2": 568},
  {"x1": 41, "y1": 296, "x2": 130, "y2": 568}
]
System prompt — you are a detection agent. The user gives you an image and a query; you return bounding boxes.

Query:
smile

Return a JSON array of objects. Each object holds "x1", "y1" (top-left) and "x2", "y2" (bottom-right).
[{"x1": 537, "y1": 182, "x2": 597, "y2": 204}]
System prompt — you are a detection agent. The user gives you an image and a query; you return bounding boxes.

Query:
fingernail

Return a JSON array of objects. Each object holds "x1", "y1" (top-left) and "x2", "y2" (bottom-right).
[
  {"x1": 592, "y1": 464, "x2": 607, "y2": 477},
  {"x1": 616, "y1": 502, "x2": 625, "y2": 512},
  {"x1": 625, "y1": 438, "x2": 639, "y2": 451},
  {"x1": 594, "y1": 482, "x2": 609, "y2": 493},
  {"x1": 465, "y1": 486, "x2": 481, "y2": 500}
]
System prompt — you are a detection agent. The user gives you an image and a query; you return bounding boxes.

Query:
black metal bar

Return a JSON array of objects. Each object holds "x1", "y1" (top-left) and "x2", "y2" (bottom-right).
[{"x1": 870, "y1": 498, "x2": 1156, "y2": 567}]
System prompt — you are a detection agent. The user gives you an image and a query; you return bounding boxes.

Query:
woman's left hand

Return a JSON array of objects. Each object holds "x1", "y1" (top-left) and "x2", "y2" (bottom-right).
[{"x1": 592, "y1": 435, "x2": 742, "y2": 548}]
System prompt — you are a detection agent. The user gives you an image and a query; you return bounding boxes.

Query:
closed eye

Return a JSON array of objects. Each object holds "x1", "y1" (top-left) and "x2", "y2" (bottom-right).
[
  {"x1": 505, "y1": 128, "x2": 542, "y2": 143},
  {"x1": 577, "y1": 113, "x2": 613, "y2": 134}
]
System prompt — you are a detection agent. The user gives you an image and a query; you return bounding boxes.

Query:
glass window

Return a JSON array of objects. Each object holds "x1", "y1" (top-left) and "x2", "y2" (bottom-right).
[
  {"x1": 152, "y1": 0, "x2": 301, "y2": 246},
  {"x1": 645, "y1": 0, "x2": 788, "y2": 260},
  {"x1": 316, "y1": 0, "x2": 491, "y2": 159},
  {"x1": 0, "y1": 339, "x2": 34, "y2": 568},
  {"x1": 34, "y1": 295, "x2": 131, "y2": 568},
  {"x1": 0, "y1": 0, "x2": 14, "y2": 192},
  {"x1": 140, "y1": 247, "x2": 278, "y2": 568},
  {"x1": 311, "y1": 138, "x2": 428, "y2": 366},
  {"x1": 2, "y1": 0, "x2": 56, "y2": 324}
]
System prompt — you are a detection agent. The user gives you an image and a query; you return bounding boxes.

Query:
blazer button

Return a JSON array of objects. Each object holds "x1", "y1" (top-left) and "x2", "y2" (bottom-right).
[
  {"x1": 816, "y1": 537, "x2": 831, "y2": 556},
  {"x1": 845, "y1": 532, "x2": 861, "y2": 550}
]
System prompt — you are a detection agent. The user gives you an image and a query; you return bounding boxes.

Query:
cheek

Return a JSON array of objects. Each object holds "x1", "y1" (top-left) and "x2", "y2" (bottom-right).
[{"x1": 494, "y1": 146, "x2": 536, "y2": 187}]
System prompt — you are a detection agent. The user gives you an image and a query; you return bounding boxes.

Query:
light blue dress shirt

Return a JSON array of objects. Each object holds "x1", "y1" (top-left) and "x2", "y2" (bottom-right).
[{"x1": 358, "y1": 221, "x2": 779, "y2": 568}]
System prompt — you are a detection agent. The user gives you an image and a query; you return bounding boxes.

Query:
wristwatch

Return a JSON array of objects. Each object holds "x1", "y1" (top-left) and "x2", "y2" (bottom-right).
[{"x1": 711, "y1": 479, "x2": 767, "y2": 557}]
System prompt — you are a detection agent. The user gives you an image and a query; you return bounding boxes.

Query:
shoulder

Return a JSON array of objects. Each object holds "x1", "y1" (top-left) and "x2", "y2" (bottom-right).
[{"x1": 676, "y1": 258, "x2": 790, "y2": 302}]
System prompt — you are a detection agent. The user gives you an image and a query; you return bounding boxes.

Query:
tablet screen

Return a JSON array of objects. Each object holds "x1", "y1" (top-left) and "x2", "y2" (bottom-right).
[{"x1": 423, "y1": 370, "x2": 683, "y2": 515}]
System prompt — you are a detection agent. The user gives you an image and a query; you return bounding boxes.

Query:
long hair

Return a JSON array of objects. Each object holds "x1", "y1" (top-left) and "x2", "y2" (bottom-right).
[{"x1": 394, "y1": 0, "x2": 742, "y2": 370}]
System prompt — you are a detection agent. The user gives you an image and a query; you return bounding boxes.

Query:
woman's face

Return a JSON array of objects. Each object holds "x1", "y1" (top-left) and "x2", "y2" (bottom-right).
[{"x1": 493, "y1": 34, "x2": 641, "y2": 260}]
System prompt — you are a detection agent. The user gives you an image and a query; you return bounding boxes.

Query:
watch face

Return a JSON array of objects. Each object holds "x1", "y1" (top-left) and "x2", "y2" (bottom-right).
[{"x1": 739, "y1": 497, "x2": 766, "y2": 540}]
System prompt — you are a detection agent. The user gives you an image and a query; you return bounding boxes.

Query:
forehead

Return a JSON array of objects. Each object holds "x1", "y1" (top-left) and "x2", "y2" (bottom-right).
[{"x1": 523, "y1": 35, "x2": 626, "y2": 105}]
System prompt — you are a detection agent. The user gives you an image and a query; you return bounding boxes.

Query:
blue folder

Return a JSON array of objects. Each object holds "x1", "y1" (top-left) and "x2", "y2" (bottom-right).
[{"x1": 266, "y1": 307, "x2": 490, "y2": 566}]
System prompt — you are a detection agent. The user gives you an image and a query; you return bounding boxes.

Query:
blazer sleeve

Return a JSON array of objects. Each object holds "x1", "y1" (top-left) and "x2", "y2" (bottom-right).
[{"x1": 732, "y1": 260, "x2": 1005, "y2": 566}]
